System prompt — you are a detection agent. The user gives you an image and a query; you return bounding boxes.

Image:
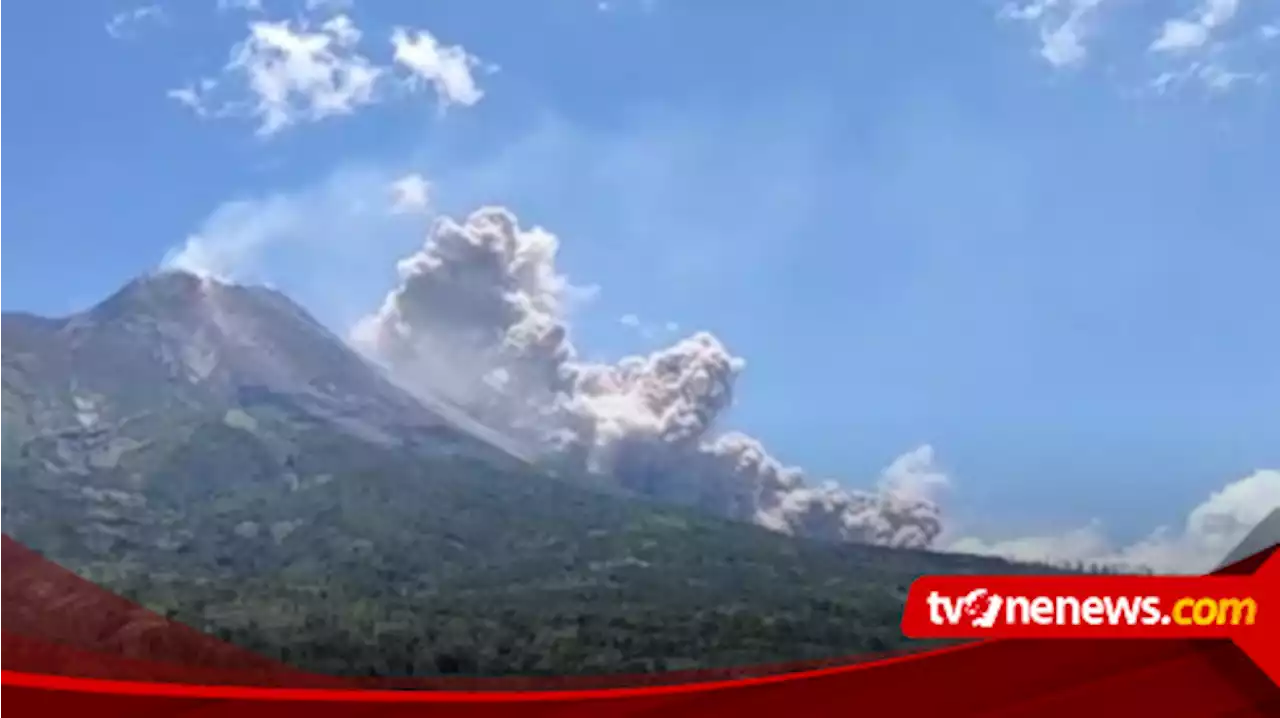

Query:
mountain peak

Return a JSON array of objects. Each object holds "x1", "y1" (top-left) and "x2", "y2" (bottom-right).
[
  {"x1": 5, "y1": 272, "x2": 534, "y2": 465},
  {"x1": 91, "y1": 269, "x2": 296, "y2": 322},
  {"x1": 7, "y1": 272, "x2": 414, "y2": 431}
]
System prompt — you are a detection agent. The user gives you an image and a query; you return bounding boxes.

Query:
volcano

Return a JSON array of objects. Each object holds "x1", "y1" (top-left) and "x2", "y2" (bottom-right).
[{"x1": 2, "y1": 271, "x2": 1052, "y2": 678}]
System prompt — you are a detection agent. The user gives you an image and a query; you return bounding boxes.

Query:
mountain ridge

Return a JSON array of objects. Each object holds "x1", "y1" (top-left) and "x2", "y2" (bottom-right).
[{"x1": 3, "y1": 270, "x2": 534, "y2": 462}]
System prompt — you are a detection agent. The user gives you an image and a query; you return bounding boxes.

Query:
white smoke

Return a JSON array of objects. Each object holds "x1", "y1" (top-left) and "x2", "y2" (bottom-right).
[
  {"x1": 350, "y1": 207, "x2": 587, "y2": 434},
  {"x1": 353, "y1": 206, "x2": 951, "y2": 548}
]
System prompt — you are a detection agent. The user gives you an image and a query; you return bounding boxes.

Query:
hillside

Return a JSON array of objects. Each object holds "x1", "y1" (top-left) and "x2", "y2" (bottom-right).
[{"x1": 2, "y1": 271, "x2": 1058, "y2": 677}]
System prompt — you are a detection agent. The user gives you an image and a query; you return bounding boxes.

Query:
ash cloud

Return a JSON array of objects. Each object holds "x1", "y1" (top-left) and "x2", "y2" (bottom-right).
[{"x1": 353, "y1": 206, "x2": 950, "y2": 548}]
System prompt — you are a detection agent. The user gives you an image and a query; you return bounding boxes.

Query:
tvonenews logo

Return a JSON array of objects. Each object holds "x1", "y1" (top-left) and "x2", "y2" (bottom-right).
[
  {"x1": 900, "y1": 572, "x2": 1274, "y2": 641},
  {"x1": 925, "y1": 588, "x2": 1258, "y2": 630}
]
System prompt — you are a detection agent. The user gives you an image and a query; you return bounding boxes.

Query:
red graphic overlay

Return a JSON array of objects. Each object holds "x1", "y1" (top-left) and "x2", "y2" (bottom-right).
[
  {"x1": 3, "y1": 535, "x2": 1278, "y2": 716},
  {"x1": 1, "y1": 536, "x2": 338, "y2": 687}
]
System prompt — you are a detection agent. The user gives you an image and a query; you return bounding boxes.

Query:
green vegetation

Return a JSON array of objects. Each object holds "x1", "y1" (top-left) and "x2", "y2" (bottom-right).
[{"x1": 2, "y1": 398, "x2": 1061, "y2": 678}]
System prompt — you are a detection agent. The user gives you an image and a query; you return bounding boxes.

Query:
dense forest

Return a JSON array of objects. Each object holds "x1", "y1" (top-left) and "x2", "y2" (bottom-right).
[{"x1": 3, "y1": 412, "x2": 1072, "y2": 677}]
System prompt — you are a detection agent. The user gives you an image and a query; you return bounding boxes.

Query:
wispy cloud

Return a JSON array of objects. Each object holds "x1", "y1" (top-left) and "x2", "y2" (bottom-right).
[
  {"x1": 105, "y1": 4, "x2": 165, "y2": 40},
  {"x1": 388, "y1": 173, "x2": 432, "y2": 214},
  {"x1": 1149, "y1": 61, "x2": 1265, "y2": 96},
  {"x1": 1150, "y1": 0, "x2": 1239, "y2": 54},
  {"x1": 999, "y1": 0, "x2": 1111, "y2": 69},
  {"x1": 391, "y1": 27, "x2": 487, "y2": 110},
  {"x1": 1146, "y1": 0, "x2": 1273, "y2": 95},
  {"x1": 168, "y1": 13, "x2": 487, "y2": 136},
  {"x1": 997, "y1": 0, "x2": 1275, "y2": 94},
  {"x1": 168, "y1": 15, "x2": 381, "y2": 136}
]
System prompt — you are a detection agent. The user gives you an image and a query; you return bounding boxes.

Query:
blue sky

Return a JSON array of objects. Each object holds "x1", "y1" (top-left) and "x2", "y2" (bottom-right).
[{"x1": 4, "y1": 0, "x2": 1278, "y2": 561}]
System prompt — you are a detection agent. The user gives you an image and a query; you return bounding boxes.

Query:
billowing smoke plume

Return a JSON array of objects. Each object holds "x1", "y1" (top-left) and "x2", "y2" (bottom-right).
[
  {"x1": 353, "y1": 206, "x2": 949, "y2": 548},
  {"x1": 351, "y1": 208, "x2": 582, "y2": 438}
]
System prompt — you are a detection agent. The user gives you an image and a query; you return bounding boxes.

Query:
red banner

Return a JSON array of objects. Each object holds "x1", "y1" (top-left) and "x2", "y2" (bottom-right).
[{"x1": 3, "y1": 537, "x2": 1278, "y2": 716}]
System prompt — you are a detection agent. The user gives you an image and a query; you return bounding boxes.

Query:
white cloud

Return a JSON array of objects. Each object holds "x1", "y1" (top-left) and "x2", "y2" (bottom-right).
[
  {"x1": 388, "y1": 173, "x2": 432, "y2": 214},
  {"x1": 947, "y1": 469, "x2": 1280, "y2": 574},
  {"x1": 1263, "y1": 24, "x2": 1280, "y2": 40},
  {"x1": 167, "y1": 78, "x2": 219, "y2": 116},
  {"x1": 105, "y1": 4, "x2": 165, "y2": 39},
  {"x1": 1000, "y1": 0, "x2": 1110, "y2": 68},
  {"x1": 391, "y1": 27, "x2": 486, "y2": 109},
  {"x1": 1151, "y1": 0, "x2": 1239, "y2": 54},
  {"x1": 321, "y1": 14, "x2": 362, "y2": 47},
  {"x1": 619, "y1": 313, "x2": 641, "y2": 327},
  {"x1": 999, "y1": 0, "x2": 1273, "y2": 94},
  {"x1": 170, "y1": 14, "x2": 487, "y2": 136},
  {"x1": 169, "y1": 15, "x2": 382, "y2": 136},
  {"x1": 1143, "y1": 1, "x2": 1280, "y2": 96},
  {"x1": 1152, "y1": 21, "x2": 1215, "y2": 53}
]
